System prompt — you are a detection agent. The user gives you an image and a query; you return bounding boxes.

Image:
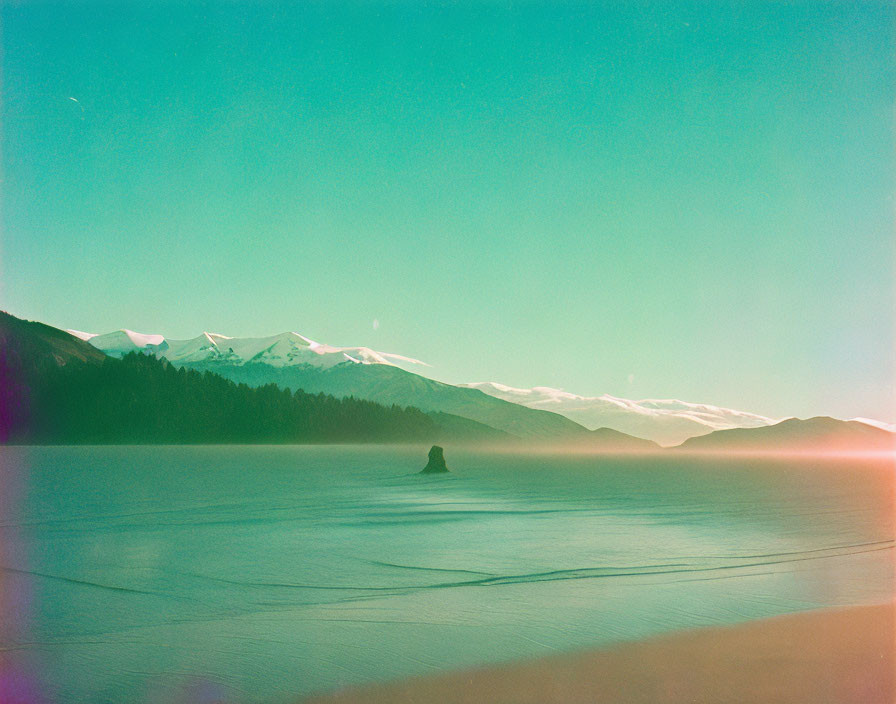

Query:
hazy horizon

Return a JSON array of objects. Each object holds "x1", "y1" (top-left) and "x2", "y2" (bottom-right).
[{"x1": 2, "y1": 2, "x2": 893, "y2": 423}]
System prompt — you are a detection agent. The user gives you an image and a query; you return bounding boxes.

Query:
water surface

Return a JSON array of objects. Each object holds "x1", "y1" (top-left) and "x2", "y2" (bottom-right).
[{"x1": 1, "y1": 446, "x2": 892, "y2": 703}]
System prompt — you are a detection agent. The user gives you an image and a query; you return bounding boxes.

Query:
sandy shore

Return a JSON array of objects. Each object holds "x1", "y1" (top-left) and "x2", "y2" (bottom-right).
[{"x1": 304, "y1": 602, "x2": 895, "y2": 704}]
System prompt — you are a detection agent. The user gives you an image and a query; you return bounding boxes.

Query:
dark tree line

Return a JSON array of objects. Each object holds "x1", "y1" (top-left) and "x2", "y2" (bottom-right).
[{"x1": 5, "y1": 350, "x2": 442, "y2": 445}]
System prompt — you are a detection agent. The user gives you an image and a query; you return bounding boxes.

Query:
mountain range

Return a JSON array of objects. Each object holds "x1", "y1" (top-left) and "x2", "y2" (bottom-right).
[
  {"x1": 66, "y1": 327, "x2": 642, "y2": 442},
  {"x1": 0, "y1": 312, "x2": 506, "y2": 445},
  {"x1": 1, "y1": 312, "x2": 891, "y2": 453},
  {"x1": 70, "y1": 324, "x2": 893, "y2": 448},
  {"x1": 68, "y1": 328, "x2": 431, "y2": 372},
  {"x1": 2, "y1": 313, "x2": 651, "y2": 449},
  {"x1": 69, "y1": 326, "x2": 793, "y2": 445}
]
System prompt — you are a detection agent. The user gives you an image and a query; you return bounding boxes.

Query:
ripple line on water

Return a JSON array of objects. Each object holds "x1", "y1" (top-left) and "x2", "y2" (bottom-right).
[
  {"x1": 0, "y1": 565, "x2": 196, "y2": 601},
  {"x1": 227, "y1": 543, "x2": 895, "y2": 593},
  {"x1": 364, "y1": 560, "x2": 497, "y2": 576}
]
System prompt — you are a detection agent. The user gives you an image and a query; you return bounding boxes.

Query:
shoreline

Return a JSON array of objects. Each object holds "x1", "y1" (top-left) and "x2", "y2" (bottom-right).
[{"x1": 304, "y1": 601, "x2": 895, "y2": 704}]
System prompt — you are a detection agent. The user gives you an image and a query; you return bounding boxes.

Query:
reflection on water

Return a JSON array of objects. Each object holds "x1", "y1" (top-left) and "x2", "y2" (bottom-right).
[{"x1": 0, "y1": 445, "x2": 893, "y2": 703}]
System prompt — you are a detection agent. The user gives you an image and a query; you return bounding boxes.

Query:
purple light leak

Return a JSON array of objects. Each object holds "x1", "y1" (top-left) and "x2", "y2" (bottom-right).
[
  {"x1": 0, "y1": 351, "x2": 29, "y2": 444},
  {"x1": 0, "y1": 448, "x2": 47, "y2": 703}
]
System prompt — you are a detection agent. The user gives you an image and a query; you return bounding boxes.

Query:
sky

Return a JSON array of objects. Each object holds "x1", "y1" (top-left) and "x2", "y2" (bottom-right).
[{"x1": 1, "y1": 1, "x2": 893, "y2": 422}]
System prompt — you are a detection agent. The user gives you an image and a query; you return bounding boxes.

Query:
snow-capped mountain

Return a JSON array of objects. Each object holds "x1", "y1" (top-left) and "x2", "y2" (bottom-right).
[
  {"x1": 459, "y1": 382, "x2": 778, "y2": 446},
  {"x1": 69, "y1": 328, "x2": 429, "y2": 372},
  {"x1": 66, "y1": 326, "x2": 591, "y2": 440}
]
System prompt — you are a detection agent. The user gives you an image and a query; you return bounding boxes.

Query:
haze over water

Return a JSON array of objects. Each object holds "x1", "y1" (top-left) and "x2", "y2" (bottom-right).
[{"x1": 1, "y1": 446, "x2": 893, "y2": 703}]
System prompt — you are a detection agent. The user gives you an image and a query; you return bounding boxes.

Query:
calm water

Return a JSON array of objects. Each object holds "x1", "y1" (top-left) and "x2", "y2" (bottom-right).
[{"x1": 1, "y1": 446, "x2": 893, "y2": 703}]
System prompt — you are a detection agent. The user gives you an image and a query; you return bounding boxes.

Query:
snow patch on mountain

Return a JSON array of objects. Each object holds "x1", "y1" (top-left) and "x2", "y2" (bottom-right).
[
  {"x1": 74, "y1": 327, "x2": 429, "y2": 371},
  {"x1": 87, "y1": 329, "x2": 167, "y2": 356},
  {"x1": 66, "y1": 329, "x2": 98, "y2": 341},
  {"x1": 853, "y1": 417, "x2": 896, "y2": 433}
]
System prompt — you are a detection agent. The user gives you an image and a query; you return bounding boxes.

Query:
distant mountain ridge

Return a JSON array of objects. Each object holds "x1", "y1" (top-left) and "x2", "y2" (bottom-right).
[
  {"x1": 460, "y1": 382, "x2": 777, "y2": 446},
  {"x1": 677, "y1": 416, "x2": 896, "y2": 453}
]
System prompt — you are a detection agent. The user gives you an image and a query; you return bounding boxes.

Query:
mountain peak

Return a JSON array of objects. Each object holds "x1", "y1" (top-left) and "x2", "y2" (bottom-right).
[{"x1": 87, "y1": 329, "x2": 166, "y2": 356}]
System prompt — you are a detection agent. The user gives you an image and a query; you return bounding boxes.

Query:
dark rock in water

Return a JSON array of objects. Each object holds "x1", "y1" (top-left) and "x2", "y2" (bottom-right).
[{"x1": 420, "y1": 445, "x2": 449, "y2": 473}]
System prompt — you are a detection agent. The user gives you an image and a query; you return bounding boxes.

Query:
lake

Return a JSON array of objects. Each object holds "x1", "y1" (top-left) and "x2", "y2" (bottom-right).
[{"x1": 1, "y1": 446, "x2": 893, "y2": 703}]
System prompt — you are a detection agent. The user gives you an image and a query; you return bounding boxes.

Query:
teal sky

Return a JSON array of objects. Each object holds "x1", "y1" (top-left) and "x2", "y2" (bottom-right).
[{"x1": 2, "y1": 1, "x2": 893, "y2": 421}]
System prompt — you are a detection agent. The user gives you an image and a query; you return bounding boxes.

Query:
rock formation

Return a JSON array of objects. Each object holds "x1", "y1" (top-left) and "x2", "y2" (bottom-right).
[{"x1": 420, "y1": 445, "x2": 449, "y2": 473}]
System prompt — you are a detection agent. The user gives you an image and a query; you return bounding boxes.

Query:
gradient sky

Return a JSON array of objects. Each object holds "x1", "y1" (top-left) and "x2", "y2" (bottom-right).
[{"x1": 1, "y1": 1, "x2": 893, "y2": 422}]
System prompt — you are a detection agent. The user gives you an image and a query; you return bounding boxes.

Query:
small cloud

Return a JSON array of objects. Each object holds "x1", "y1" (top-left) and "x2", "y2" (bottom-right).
[{"x1": 372, "y1": 319, "x2": 379, "y2": 330}]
